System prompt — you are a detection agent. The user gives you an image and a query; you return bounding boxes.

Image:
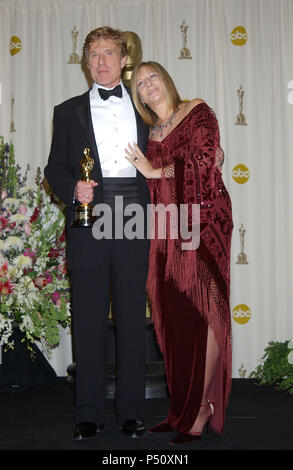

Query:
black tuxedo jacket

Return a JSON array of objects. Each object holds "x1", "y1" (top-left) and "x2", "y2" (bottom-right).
[{"x1": 45, "y1": 88, "x2": 150, "y2": 270}]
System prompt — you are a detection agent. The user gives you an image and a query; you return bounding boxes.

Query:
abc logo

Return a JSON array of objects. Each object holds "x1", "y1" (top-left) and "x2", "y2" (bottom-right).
[
  {"x1": 232, "y1": 164, "x2": 250, "y2": 184},
  {"x1": 230, "y1": 26, "x2": 248, "y2": 46},
  {"x1": 233, "y1": 304, "x2": 251, "y2": 324},
  {"x1": 10, "y1": 36, "x2": 21, "y2": 56}
]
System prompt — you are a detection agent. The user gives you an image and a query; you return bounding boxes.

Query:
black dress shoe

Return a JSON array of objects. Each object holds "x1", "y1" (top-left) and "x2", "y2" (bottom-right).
[
  {"x1": 121, "y1": 419, "x2": 146, "y2": 438},
  {"x1": 73, "y1": 421, "x2": 104, "y2": 441}
]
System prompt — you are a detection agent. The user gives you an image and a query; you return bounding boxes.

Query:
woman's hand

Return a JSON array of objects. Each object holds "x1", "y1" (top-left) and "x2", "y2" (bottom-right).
[
  {"x1": 125, "y1": 143, "x2": 162, "y2": 179},
  {"x1": 215, "y1": 146, "x2": 224, "y2": 173}
]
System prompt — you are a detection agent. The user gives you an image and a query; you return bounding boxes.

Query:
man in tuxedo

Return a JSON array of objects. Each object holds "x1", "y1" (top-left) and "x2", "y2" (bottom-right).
[{"x1": 45, "y1": 26, "x2": 150, "y2": 440}]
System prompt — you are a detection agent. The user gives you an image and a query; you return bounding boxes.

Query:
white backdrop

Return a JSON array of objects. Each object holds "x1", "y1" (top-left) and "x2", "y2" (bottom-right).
[{"x1": 1, "y1": 0, "x2": 293, "y2": 377}]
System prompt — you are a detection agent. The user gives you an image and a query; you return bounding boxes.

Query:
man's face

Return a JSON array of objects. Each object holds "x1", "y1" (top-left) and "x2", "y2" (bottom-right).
[{"x1": 87, "y1": 38, "x2": 127, "y2": 88}]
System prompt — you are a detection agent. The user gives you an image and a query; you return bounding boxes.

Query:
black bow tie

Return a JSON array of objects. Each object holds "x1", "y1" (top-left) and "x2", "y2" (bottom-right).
[{"x1": 98, "y1": 84, "x2": 122, "y2": 100}]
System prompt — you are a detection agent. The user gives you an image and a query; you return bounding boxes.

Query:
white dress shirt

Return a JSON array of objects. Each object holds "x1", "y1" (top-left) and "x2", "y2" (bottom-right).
[{"x1": 90, "y1": 81, "x2": 137, "y2": 177}]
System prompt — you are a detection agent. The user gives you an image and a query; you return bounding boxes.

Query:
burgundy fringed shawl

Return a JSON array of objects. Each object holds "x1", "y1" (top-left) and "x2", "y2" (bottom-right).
[{"x1": 146, "y1": 103, "x2": 233, "y2": 427}]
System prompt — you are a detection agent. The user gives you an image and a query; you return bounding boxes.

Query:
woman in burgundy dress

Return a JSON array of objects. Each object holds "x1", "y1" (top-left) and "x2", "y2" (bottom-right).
[{"x1": 125, "y1": 61, "x2": 233, "y2": 444}]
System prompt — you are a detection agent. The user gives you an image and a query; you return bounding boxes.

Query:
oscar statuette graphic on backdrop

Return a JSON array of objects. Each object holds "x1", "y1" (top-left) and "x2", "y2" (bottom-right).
[
  {"x1": 235, "y1": 85, "x2": 247, "y2": 126},
  {"x1": 236, "y1": 223, "x2": 248, "y2": 264},
  {"x1": 178, "y1": 20, "x2": 192, "y2": 59},
  {"x1": 68, "y1": 25, "x2": 81, "y2": 64},
  {"x1": 10, "y1": 96, "x2": 16, "y2": 133}
]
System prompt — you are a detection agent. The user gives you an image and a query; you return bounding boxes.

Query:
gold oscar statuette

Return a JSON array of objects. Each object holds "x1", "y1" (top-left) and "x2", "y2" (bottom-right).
[
  {"x1": 122, "y1": 31, "x2": 142, "y2": 86},
  {"x1": 72, "y1": 148, "x2": 95, "y2": 228}
]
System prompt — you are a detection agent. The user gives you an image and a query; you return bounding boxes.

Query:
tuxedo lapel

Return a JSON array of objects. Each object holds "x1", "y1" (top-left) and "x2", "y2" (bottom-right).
[
  {"x1": 134, "y1": 105, "x2": 147, "y2": 150},
  {"x1": 75, "y1": 91, "x2": 102, "y2": 175}
]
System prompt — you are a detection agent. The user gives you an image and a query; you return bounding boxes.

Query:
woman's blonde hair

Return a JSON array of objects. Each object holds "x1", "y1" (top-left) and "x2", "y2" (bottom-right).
[{"x1": 130, "y1": 61, "x2": 182, "y2": 126}]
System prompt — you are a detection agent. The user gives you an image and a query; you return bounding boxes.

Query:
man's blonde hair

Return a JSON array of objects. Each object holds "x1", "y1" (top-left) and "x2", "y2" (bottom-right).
[{"x1": 83, "y1": 26, "x2": 128, "y2": 64}]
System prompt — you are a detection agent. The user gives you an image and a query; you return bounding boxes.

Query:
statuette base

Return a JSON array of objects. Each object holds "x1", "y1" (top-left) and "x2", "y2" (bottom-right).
[{"x1": 71, "y1": 204, "x2": 95, "y2": 228}]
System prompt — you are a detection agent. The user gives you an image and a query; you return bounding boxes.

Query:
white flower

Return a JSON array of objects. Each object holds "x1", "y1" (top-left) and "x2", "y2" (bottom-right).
[
  {"x1": 44, "y1": 283, "x2": 56, "y2": 294},
  {"x1": 9, "y1": 213, "x2": 28, "y2": 224},
  {"x1": 0, "y1": 240, "x2": 5, "y2": 251},
  {"x1": 0, "y1": 315, "x2": 14, "y2": 347},
  {"x1": 21, "y1": 290, "x2": 40, "y2": 306},
  {"x1": 8, "y1": 264, "x2": 21, "y2": 279},
  {"x1": 19, "y1": 315, "x2": 36, "y2": 342},
  {"x1": 4, "y1": 236, "x2": 23, "y2": 251},
  {"x1": 288, "y1": 340, "x2": 293, "y2": 350},
  {"x1": 20, "y1": 314, "x2": 35, "y2": 333},
  {"x1": 4, "y1": 295, "x2": 14, "y2": 307},
  {"x1": 65, "y1": 303, "x2": 71, "y2": 317},
  {"x1": 15, "y1": 275, "x2": 37, "y2": 292},
  {"x1": 13, "y1": 255, "x2": 33, "y2": 270},
  {"x1": 19, "y1": 196, "x2": 31, "y2": 206},
  {"x1": 2, "y1": 197, "x2": 20, "y2": 209},
  {"x1": 288, "y1": 350, "x2": 293, "y2": 365},
  {"x1": 19, "y1": 186, "x2": 33, "y2": 195},
  {"x1": 34, "y1": 256, "x2": 49, "y2": 273}
]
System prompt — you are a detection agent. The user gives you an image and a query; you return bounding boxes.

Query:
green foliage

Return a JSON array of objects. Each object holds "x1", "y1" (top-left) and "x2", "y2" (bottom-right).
[
  {"x1": 250, "y1": 340, "x2": 293, "y2": 394},
  {"x1": 0, "y1": 137, "x2": 30, "y2": 203}
]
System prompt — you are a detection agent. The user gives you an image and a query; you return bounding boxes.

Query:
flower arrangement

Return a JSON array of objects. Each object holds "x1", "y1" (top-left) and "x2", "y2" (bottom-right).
[{"x1": 0, "y1": 136, "x2": 71, "y2": 354}]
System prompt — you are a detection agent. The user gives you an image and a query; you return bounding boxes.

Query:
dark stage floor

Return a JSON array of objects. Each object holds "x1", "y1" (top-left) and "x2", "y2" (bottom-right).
[{"x1": 0, "y1": 377, "x2": 293, "y2": 458}]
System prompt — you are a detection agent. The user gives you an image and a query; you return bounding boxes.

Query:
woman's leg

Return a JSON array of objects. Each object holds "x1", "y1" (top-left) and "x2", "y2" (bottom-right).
[{"x1": 189, "y1": 325, "x2": 219, "y2": 434}]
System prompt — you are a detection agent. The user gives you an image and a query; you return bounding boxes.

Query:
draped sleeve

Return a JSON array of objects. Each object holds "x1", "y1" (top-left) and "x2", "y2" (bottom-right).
[{"x1": 160, "y1": 103, "x2": 220, "y2": 219}]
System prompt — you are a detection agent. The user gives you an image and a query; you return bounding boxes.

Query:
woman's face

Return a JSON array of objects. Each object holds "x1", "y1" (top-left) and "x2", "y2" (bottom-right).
[{"x1": 136, "y1": 66, "x2": 166, "y2": 108}]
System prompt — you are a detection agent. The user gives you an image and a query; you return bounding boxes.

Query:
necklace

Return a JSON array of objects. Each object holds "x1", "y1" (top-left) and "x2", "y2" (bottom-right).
[{"x1": 151, "y1": 110, "x2": 178, "y2": 138}]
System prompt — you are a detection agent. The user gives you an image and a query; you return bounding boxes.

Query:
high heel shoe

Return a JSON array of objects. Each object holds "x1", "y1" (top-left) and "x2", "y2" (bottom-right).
[
  {"x1": 169, "y1": 401, "x2": 214, "y2": 445},
  {"x1": 148, "y1": 420, "x2": 174, "y2": 433}
]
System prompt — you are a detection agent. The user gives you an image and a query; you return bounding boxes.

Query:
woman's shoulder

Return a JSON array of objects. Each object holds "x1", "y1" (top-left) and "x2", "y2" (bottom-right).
[
  {"x1": 178, "y1": 98, "x2": 206, "y2": 118},
  {"x1": 182, "y1": 97, "x2": 205, "y2": 110},
  {"x1": 181, "y1": 98, "x2": 217, "y2": 123},
  {"x1": 190, "y1": 97, "x2": 206, "y2": 107}
]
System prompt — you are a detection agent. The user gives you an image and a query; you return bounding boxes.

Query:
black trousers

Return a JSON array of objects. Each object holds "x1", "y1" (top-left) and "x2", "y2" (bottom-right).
[{"x1": 70, "y1": 178, "x2": 149, "y2": 426}]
